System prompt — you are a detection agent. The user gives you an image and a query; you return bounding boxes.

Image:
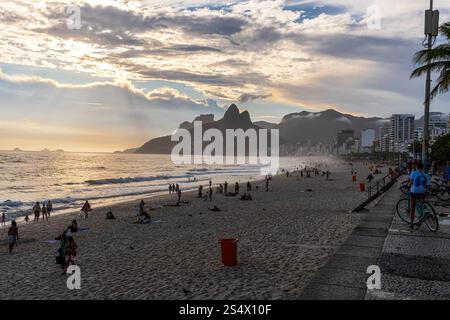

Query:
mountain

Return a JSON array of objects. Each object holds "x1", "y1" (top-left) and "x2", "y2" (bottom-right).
[
  {"x1": 128, "y1": 105, "x2": 388, "y2": 155},
  {"x1": 135, "y1": 104, "x2": 264, "y2": 154},
  {"x1": 254, "y1": 121, "x2": 278, "y2": 129},
  {"x1": 278, "y1": 109, "x2": 384, "y2": 145}
]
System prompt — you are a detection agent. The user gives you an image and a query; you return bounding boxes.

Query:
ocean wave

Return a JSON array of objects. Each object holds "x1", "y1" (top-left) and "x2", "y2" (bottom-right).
[{"x1": 84, "y1": 174, "x2": 187, "y2": 186}]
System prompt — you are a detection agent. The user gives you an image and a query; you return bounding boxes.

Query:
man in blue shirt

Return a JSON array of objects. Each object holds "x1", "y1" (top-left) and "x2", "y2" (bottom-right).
[{"x1": 408, "y1": 161, "x2": 431, "y2": 228}]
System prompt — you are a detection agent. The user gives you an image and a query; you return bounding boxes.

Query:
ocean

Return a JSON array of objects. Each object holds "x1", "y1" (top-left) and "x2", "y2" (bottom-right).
[{"x1": 0, "y1": 151, "x2": 330, "y2": 221}]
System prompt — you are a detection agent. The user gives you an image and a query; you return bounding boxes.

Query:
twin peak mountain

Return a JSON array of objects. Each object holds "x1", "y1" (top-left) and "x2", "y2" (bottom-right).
[{"x1": 134, "y1": 104, "x2": 383, "y2": 154}]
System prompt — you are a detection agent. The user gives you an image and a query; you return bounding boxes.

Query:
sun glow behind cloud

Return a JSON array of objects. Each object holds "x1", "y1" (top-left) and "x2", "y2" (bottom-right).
[{"x1": 0, "y1": 0, "x2": 449, "y2": 151}]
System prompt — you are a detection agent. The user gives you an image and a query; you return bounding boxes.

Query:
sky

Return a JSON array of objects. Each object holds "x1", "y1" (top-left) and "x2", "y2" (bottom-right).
[{"x1": 0, "y1": 0, "x2": 449, "y2": 152}]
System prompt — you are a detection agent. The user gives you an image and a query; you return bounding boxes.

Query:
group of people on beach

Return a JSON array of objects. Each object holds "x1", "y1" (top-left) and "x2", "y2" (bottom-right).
[{"x1": 29, "y1": 200, "x2": 53, "y2": 222}]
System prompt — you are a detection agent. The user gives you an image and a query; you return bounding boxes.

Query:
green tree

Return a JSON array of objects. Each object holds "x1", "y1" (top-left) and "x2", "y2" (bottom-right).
[
  {"x1": 430, "y1": 133, "x2": 450, "y2": 162},
  {"x1": 411, "y1": 22, "x2": 450, "y2": 100}
]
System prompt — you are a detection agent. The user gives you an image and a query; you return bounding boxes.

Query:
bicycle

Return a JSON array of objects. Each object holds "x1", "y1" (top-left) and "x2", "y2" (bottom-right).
[
  {"x1": 396, "y1": 192, "x2": 439, "y2": 232},
  {"x1": 432, "y1": 178, "x2": 450, "y2": 202}
]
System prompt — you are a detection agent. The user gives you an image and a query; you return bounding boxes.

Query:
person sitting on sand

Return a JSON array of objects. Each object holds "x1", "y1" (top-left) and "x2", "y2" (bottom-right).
[
  {"x1": 106, "y1": 211, "x2": 115, "y2": 220},
  {"x1": 33, "y1": 202, "x2": 41, "y2": 222},
  {"x1": 240, "y1": 193, "x2": 253, "y2": 201},
  {"x1": 138, "y1": 212, "x2": 151, "y2": 224},
  {"x1": 81, "y1": 201, "x2": 91, "y2": 219},
  {"x1": 24, "y1": 215, "x2": 29, "y2": 223},
  {"x1": 7, "y1": 220, "x2": 19, "y2": 254},
  {"x1": 64, "y1": 237, "x2": 78, "y2": 273},
  {"x1": 47, "y1": 200, "x2": 53, "y2": 217},
  {"x1": 42, "y1": 203, "x2": 48, "y2": 221},
  {"x1": 69, "y1": 220, "x2": 78, "y2": 233}
]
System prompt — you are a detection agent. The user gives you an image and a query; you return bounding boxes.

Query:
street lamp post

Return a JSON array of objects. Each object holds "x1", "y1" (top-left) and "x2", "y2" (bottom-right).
[{"x1": 422, "y1": 0, "x2": 439, "y2": 170}]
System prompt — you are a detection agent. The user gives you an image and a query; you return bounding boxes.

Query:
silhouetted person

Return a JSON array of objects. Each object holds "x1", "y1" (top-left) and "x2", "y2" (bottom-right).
[
  {"x1": 224, "y1": 181, "x2": 228, "y2": 195},
  {"x1": 198, "y1": 185, "x2": 203, "y2": 198},
  {"x1": 235, "y1": 182, "x2": 239, "y2": 194},
  {"x1": 247, "y1": 181, "x2": 252, "y2": 192}
]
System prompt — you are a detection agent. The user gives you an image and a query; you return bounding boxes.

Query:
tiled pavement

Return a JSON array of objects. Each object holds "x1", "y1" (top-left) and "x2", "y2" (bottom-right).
[{"x1": 300, "y1": 182, "x2": 450, "y2": 300}]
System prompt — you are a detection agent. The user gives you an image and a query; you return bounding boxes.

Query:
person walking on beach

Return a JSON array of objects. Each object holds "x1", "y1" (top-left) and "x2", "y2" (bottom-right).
[
  {"x1": 265, "y1": 176, "x2": 269, "y2": 192},
  {"x1": 64, "y1": 237, "x2": 78, "y2": 273},
  {"x1": 177, "y1": 188, "x2": 182, "y2": 203},
  {"x1": 1, "y1": 212, "x2": 5, "y2": 226},
  {"x1": 247, "y1": 182, "x2": 252, "y2": 192},
  {"x1": 139, "y1": 200, "x2": 146, "y2": 214},
  {"x1": 224, "y1": 181, "x2": 228, "y2": 195},
  {"x1": 56, "y1": 232, "x2": 68, "y2": 269},
  {"x1": 47, "y1": 200, "x2": 53, "y2": 217},
  {"x1": 169, "y1": 184, "x2": 173, "y2": 194},
  {"x1": 7, "y1": 220, "x2": 19, "y2": 254},
  {"x1": 81, "y1": 200, "x2": 91, "y2": 219},
  {"x1": 33, "y1": 202, "x2": 41, "y2": 222},
  {"x1": 208, "y1": 187, "x2": 213, "y2": 202},
  {"x1": 175, "y1": 184, "x2": 180, "y2": 193},
  {"x1": 198, "y1": 185, "x2": 203, "y2": 198},
  {"x1": 235, "y1": 182, "x2": 239, "y2": 194},
  {"x1": 42, "y1": 203, "x2": 48, "y2": 221}
]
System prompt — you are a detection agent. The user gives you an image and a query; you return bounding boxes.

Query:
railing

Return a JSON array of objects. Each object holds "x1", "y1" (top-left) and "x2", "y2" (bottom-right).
[{"x1": 352, "y1": 168, "x2": 404, "y2": 212}]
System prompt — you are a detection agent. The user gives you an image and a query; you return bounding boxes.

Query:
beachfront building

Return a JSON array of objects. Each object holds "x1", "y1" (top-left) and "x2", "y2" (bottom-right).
[
  {"x1": 361, "y1": 129, "x2": 375, "y2": 152},
  {"x1": 390, "y1": 114, "x2": 415, "y2": 152},
  {"x1": 379, "y1": 125, "x2": 391, "y2": 153}
]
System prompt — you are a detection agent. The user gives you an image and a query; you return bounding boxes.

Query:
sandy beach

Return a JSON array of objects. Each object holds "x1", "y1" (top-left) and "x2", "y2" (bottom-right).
[{"x1": 0, "y1": 161, "x2": 383, "y2": 300}]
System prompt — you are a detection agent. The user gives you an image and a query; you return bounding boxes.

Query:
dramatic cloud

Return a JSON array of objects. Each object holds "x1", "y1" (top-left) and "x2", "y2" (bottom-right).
[{"x1": 0, "y1": 0, "x2": 449, "y2": 151}]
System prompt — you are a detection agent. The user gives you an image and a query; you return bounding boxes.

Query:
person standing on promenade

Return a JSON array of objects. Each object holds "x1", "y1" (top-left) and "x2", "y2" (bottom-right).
[
  {"x1": 1, "y1": 212, "x2": 5, "y2": 226},
  {"x1": 408, "y1": 161, "x2": 430, "y2": 230},
  {"x1": 7, "y1": 220, "x2": 19, "y2": 254},
  {"x1": 33, "y1": 202, "x2": 41, "y2": 222},
  {"x1": 47, "y1": 200, "x2": 53, "y2": 217}
]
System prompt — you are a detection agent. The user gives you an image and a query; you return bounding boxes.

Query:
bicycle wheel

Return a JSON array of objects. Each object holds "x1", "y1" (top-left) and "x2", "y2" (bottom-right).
[
  {"x1": 436, "y1": 186, "x2": 450, "y2": 202},
  {"x1": 422, "y1": 201, "x2": 439, "y2": 232},
  {"x1": 430, "y1": 182, "x2": 441, "y2": 196},
  {"x1": 396, "y1": 198, "x2": 415, "y2": 224}
]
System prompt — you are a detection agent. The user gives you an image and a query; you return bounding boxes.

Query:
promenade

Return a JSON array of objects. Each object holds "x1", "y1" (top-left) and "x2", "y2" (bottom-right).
[{"x1": 300, "y1": 180, "x2": 450, "y2": 300}]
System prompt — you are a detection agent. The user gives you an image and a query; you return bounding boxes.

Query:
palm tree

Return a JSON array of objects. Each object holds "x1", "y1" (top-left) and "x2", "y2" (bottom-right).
[{"x1": 411, "y1": 22, "x2": 450, "y2": 101}]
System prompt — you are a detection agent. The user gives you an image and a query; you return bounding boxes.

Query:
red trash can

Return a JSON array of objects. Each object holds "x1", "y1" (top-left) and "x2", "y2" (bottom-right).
[
  {"x1": 220, "y1": 239, "x2": 239, "y2": 266},
  {"x1": 360, "y1": 183, "x2": 366, "y2": 192},
  {"x1": 352, "y1": 175, "x2": 357, "y2": 182}
]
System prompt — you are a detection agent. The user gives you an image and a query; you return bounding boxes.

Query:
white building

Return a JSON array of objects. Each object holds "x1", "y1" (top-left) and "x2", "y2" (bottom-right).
[
  {"x1": 390, "y1": 114, "x2": 415, "y2": 152},
  {"x1": 361, "y1": 129, "x2": 375, "y2": 149}
]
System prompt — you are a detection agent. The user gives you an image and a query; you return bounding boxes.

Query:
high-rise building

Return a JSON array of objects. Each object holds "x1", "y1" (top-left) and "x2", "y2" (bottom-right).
[
  {"x1": 430, "y1": 113, "x2": 449, "y2": 129},
  {"x1": 337, "y1": 129, "x2": 354, "y2": 147},
  {"x1": 379, "y1": 125, "x2": 390, "y2": 153},
  {"x1": 361, "y1": 129, "x2": 375, "y2": 148},
  {"x1": 390, "y1": 114, "x2": 415, "y2": 152}
]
